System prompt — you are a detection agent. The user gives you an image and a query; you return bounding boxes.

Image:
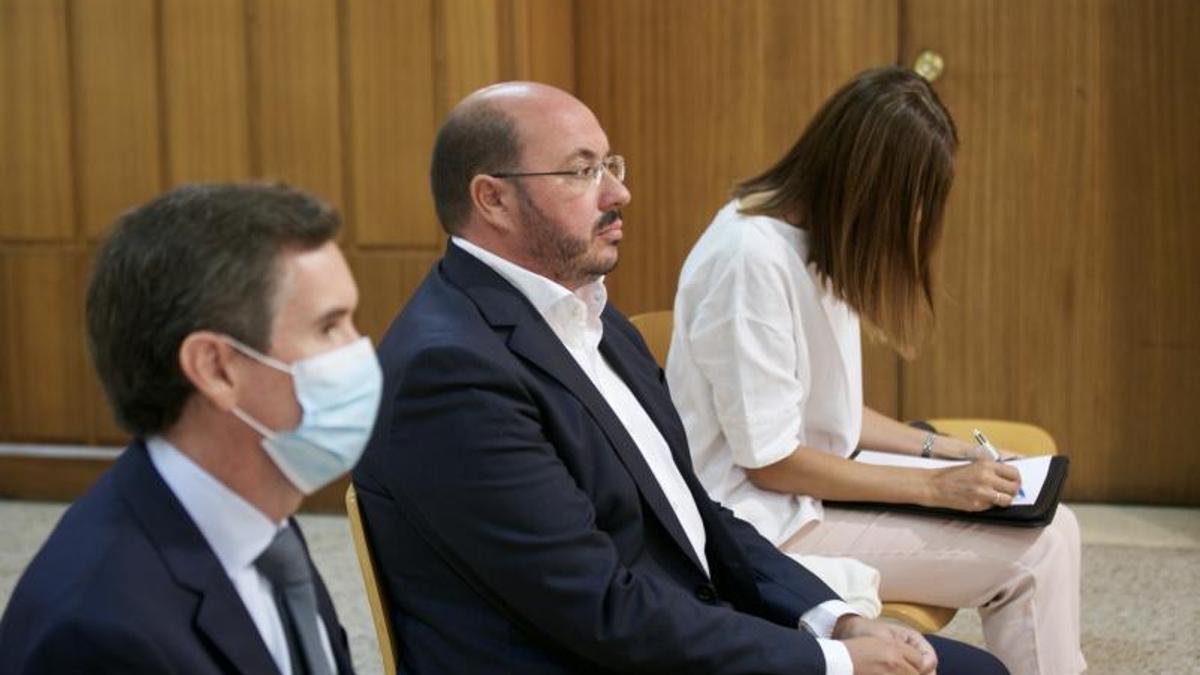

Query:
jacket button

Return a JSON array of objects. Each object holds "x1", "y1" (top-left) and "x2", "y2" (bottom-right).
[{"x1": 695, "y1": 584, "x2": 717, "y2": 603}]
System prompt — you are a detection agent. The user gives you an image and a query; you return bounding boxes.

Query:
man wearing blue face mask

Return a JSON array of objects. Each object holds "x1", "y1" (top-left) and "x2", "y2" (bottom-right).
[{"x1": 0, "y1": 183, "x2": 377, "y2": 675}]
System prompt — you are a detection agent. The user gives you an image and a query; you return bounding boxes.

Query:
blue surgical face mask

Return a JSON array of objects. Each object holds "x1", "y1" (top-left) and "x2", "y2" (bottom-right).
[{"x1": 225, "y1": 336, "x2": 383, "y2": 495}]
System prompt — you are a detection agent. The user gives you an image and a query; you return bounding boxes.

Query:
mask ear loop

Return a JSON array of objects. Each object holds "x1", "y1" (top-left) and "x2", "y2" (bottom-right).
[
  {"x1": 223, "y1": 336, "x2": 296, "y2": 441},
  {"x1": 222, "y1": 336, "x2": 294, "y2": 374},
  {"x1": 231, "y1": 406, "x2": 278, "y2": 440}
]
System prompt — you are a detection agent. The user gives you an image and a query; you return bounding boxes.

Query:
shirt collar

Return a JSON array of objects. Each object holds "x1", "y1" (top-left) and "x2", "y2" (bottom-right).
[
  {"x1": 146, "y1": 436, "x2": 283, "y2": 577},
  {"x1": 452, "y1": 236, "x2": 608, "y2": 337}
]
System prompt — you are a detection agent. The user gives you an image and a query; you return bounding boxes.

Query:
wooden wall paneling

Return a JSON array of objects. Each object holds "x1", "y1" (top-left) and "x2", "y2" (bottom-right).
[
  {"x1": 576, "y1": 0, "x2": 768, "y2": 316},
  {"x1": 0, "y1": 0, "x2": 75, "y2": 241},
  {"x1": 435, "y1": 0, "x2": 502, "y2": 119},
  {"x1": 0, "y1": 455, "x2": 121, "y2": 501},
  {"x1": 0, "y1": 248, "x2": 90, "y2": 441},
  {"x1": 251, "y1": 0, "x2": 343, "y2": 207},
  {"x1": 900, "y1": 1, "x2": 1110, "y2": 498},
  {"x1": 503, "y1": 0, "x2": 576, "y2": 92},
  {"x1": 72, "y1": 0, "x2": 163, "y2": 240},
  {"x1": 757, "y1": 0, "x2": 902, "y2": 416},
  {"x1": 161, "y1": 0, "x2": 251, "y2": 183},
  {"x1": 862, "y1": 338, "x2": 900, "y2": 419},
  {"x1": 82, "y1": 244, "x2": 130, "y2": 445},
  {"x1": 346, "y1": 251, "x2": 442, "y2": 343},
  {"x1": 758, "y1": 0, "x2": 899, "y2": 149},
  {"x1": 0, "y1": 255, "x2": 10, "y2": 440},
  {"x1": 1096, "y1": 0, "x2": 1200, "y2": 503},
  {"x1": 577, "y1": 0, "x2": 902, "y2": 414},
  {"x1": 345, "y1": 0, "x2": 440, "y2": 248}
]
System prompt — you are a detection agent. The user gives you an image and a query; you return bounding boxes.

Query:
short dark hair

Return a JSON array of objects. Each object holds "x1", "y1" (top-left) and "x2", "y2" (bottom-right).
[
  {"x1": 86, "y1": 182, "x2": 341, "y2": 436},
  {"x1": 734, "y1": 66, "x2": 958, "y2": 357},
  {"x1": 429, "y1": 100, "x2": 521, "y2": 233}
]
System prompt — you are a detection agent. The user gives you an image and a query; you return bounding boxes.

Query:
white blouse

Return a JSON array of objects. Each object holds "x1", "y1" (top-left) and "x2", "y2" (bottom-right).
[{"x1": 667, "y1": 200, "x2": 863, "y2": 546}]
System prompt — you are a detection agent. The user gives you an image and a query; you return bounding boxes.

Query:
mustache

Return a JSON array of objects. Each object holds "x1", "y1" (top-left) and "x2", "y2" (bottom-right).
[{"x1": 595, "y1": 209, "x2": 623, "y2": 231}]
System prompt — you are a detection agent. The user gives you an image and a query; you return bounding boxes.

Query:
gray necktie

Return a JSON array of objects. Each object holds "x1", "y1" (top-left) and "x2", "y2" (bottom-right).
[{"x1": 254, "y1": 526, "x2": 334, "y2": 675}]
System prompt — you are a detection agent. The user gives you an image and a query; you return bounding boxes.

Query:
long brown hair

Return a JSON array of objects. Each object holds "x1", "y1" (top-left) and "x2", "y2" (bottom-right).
[{"x1": 734, "y1": 67, "x2": 958, "y2": 358}]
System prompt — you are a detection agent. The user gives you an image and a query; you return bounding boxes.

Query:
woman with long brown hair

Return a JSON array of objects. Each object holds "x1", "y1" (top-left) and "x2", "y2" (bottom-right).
[{"x1": 667, "y1": 67, "x2": 1084, "y2": 675}]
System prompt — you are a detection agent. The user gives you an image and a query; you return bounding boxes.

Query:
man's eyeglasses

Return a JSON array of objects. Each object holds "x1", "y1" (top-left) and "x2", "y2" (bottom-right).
[{"x1": 492, "y1": 155, "x2": 626, "y2": 188}]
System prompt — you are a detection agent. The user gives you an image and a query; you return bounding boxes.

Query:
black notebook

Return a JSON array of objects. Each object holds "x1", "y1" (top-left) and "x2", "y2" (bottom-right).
[{"x1": 829, "y1": 453, "x2": 1070, "y2": 528}]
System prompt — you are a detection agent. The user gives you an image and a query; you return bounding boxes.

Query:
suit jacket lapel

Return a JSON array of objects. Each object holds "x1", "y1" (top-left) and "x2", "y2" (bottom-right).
[
  {"x1": 600, "y1": 318, "x2": 764, "y2": 604},
  {"x1": 598, "y1": 314, "x2": 692, "y2": 470},
  {"x1": 117, "y1": 442, "x2": 282, "y2": 675},
  {"x1": 443, "y1": 246, "x2": 709, "y2": 576}
]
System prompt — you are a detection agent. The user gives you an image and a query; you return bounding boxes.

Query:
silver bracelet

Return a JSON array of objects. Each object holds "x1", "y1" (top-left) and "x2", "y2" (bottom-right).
[{"x1": 920, "y1": 432, "x2": 935, "y2": 458}]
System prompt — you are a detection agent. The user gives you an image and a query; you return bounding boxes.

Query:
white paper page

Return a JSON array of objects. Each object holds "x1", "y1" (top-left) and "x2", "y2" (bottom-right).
[{"x1": 853, "y1": 450, "x2": 1051, "y2": 506}]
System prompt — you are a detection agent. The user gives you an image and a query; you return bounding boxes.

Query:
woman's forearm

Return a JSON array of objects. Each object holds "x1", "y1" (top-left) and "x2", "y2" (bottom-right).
[{"x1": 745, "y1": 445, "x2": 933, "y2": 504}]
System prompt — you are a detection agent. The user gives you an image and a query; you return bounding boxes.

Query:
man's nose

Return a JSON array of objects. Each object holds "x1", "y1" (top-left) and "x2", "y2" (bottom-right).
[{"x1": 599, "y1": 171, "x2": 631, "y2": 210}]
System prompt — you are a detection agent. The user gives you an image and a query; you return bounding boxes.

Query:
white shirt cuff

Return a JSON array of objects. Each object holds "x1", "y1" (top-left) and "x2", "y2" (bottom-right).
[
  {"x1": 816, "y1": 634, "x2": 854, "y2": 672},
  {"x1": 801, "y1": 600, "x2": 859, "y2": 675},
  {"x1": 816, "y1": 638, "x2": 854, "y2": 675},
  {"x1": 800, "y1": 599, "x2": 859, "y2": 637}
]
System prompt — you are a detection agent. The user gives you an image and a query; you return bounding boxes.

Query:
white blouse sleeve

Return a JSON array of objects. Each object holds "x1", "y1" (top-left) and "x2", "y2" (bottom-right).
[{"x1": 684, "y1": 247, "x2": 810, "y2": 470}]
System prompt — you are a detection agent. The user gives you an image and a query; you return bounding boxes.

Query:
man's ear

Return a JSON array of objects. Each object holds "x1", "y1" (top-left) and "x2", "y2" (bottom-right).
[
  {"x1": 469, "y1": 174, "x2": 516, "y2": 232},
  {"x1": 178, "y1": 331, "x2": 239, "y2": 412}
]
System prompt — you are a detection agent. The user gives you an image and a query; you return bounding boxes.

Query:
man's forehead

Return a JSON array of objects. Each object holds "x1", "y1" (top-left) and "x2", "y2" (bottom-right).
[{"x1": 512, "y1": 102, "x2": 610, "y2": 160}]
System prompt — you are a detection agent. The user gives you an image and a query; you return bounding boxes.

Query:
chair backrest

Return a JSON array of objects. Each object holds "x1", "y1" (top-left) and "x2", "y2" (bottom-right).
[
  {"x1": 925, "y1": 418, "x2": 1058, "y2": 456},
  {"x1": 628, "y1": 310, "x2": 674, "y2": 368},
  {"x1": 345, "y1": 484, "x2": 398, "y2": 675}
]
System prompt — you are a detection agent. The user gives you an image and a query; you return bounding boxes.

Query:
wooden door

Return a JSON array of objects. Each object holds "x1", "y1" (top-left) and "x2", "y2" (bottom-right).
[{"x1": 900, "y1": 0, "x2": 1200, "y2": 502}]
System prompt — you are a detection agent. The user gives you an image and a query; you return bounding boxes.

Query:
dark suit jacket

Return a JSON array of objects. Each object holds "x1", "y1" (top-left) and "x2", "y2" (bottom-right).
[
  {"x1": 353, "y1": 243, "x2": 843, "y2": 674},
  {"x1": 0, "y1": 441, "x2": 355, "y2": 675}
]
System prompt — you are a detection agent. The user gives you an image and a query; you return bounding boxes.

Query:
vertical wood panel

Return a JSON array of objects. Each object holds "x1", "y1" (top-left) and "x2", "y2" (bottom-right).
[
  {"x1": 578, "y1": 0, "x2": 898, "y2": 316},
  {"x1": 346, "y1": 0, "x2": 439, "y2": 247},
  {"x1": 0, "y1": 249, "x2": 90, "y2": 440},
  {"x1": 0, "y1": 0, "x2": 75, "y2": 241},
  {"x1": 757, "y1": 1, "x2": 900, "y2": 153},
  {"x1": 82, "y1": 245, "x2": 130, "y2": 445},
  {"x1": 73, "y1": 0, "x2": 162, "y2": 239},
  {"x1": 436, "y1": 0, "x2": 501, "y2": 118},
  {"x1": 901, "y1": 0, "x2": 1102, "y2": 463},
  {"x1": 347, "y1": 251, "x2": 442, "y2": 343},
  {"x1": 161, "y1": 0, "x2": 251, "y2": 182},
  {"x1": 1098, "y1": 0, "x2": 1200, "y2": 502},
  {"x1": 578, "y1": 0, "x2": 767, "y2": 315},
  {"x1": 505, "y1": 0, "x2": 575, "y2": 92},
  {"x1": 897, "y1": 0, "x2": 1196, "y2": 502},
  {"x1": 577, "y1": 0, "x2": 900, "y2": 414},
  {"x1": 251, "y1": 0, "x2": 343, "y2": 205},
  {"x1": 0, "y1": 257, "x2": 10, "y2": 440}
]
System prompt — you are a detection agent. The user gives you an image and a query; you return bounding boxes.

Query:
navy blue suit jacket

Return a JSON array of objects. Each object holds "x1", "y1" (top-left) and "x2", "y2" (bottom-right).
[
  {"x1": 354, "y1": 243, "x2": 846, "y2": 673},
  {"x1": 0, "y1": 441, "x2": 355, "y2": 675}
]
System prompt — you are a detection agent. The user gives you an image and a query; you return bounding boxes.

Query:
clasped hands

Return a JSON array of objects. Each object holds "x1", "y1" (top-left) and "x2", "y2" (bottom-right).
[{"x1": 835, "y1": 615, "x2": 938, "y2": 675}]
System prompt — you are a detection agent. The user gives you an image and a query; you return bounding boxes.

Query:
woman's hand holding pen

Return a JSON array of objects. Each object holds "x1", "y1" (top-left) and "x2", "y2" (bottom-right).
[{"x1": 923, "y1": 460, "x2": 1023, "y2": 512}]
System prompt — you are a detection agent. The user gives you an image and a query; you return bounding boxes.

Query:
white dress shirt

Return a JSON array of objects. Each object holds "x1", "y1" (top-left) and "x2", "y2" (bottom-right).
[
  {"x1": 453, "y1": 236, "x2": 855, "y2": 674},
  {"x1": 147, "y1": 437, "x2": 336, "y2": 675},
  {"x1": 668, "y1": 200, "x2": 863, "y2": 547}
]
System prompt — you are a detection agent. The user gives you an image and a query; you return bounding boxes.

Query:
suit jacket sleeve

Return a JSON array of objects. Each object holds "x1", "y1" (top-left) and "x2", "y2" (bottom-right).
[
  {"x1": 19, "y1": 618, "x2": 173, "y2": 675},
  {"x1": 377, "y1": 342, "x2": 827, "y2": 674},
  {"x1": 714, "y1": 498, "x2": 844, "y2": 629}
]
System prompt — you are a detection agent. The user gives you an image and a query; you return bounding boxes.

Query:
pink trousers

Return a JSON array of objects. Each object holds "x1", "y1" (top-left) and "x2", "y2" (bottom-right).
[{"x1": 783, "y1": 505, "x2": 1086, "y2": 675}]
